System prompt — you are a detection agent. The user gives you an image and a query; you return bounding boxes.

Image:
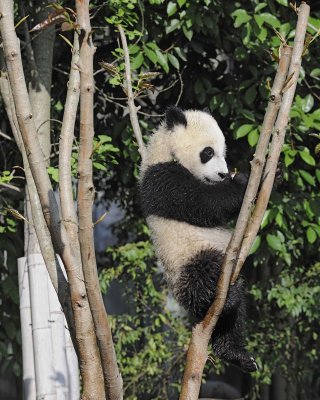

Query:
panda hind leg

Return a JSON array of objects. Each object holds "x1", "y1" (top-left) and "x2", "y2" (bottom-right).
[
  {"x1": 174, "y1": 249, "x2": 257, "y2": 373},
  {"x1": 211, "y1": 299, "x2": 258, "y2": 373},
  {"x1": 175, "y1": 248, "x2": 241, "y2": 322}
]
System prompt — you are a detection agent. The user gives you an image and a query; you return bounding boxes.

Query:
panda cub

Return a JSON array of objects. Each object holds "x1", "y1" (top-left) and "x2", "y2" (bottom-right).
[{"x1": 139, "y1": 106, "x2": 257, "y2": 372}]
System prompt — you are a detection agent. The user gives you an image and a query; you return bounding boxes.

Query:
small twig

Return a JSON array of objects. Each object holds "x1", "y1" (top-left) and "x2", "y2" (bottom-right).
[
  {"x1": 0, "y1": 182, "x2": 21, "y2": 192},
  {"x1": 175, "y1": 70, "x2": 184, "y2": 106},
  {"x1": 118, "y1": 24, "x2": 146, "y2": 160},
  {"x1": 0, "y1": 130, "x2": 13, "y2": 141},
  {"x1": 303, "y1": 77, "x2": 320, "y2": 101}
]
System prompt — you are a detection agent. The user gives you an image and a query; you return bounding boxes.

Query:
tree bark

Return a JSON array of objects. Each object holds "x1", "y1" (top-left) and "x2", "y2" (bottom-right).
[
  {"x1": 118, "y1": 24, "x2": 146, "y2": 160},
  {"x1": 76, "y1": 1, "x2": 123, "y2": 399},
  {"x1": 0, "y1": 2, "x2": 104, "y2": 398}
]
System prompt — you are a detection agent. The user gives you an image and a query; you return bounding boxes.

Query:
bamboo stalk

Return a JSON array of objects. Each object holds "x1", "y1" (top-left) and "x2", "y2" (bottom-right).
[{"x1": 75, "y1": 1, "x2": 123, "y2": 399}]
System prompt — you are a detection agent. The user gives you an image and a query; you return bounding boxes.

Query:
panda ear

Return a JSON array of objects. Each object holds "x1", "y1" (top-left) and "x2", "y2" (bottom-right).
[
  {"x1": 165, "y1": 106, "x2": 187, "y2": 130},
  {"x1": 202, "y1": 107, "x2": 211, "y2": 115}
]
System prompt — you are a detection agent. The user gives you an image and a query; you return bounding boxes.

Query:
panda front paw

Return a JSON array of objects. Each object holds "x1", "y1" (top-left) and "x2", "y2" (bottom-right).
[
  {"x1": 232, "y1": 172, "x2": 248, "y2": 186},
  {"x1": 239, "y1": 356, "x2": 258, "y2": 373}
]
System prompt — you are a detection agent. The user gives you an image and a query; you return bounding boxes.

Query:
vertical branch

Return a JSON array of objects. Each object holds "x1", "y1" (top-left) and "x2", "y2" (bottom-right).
[
  {"x1": 232, "y1": 1, "x2": 311, "y2": 283},
  {"x1": 179, "y1": 3, "x2": 310, "y2": 399},
  {"x1": 118, "y1": 24, "x2": 146, "y2": 160},
  {"x1": 225, "y1": 45, "x2": 292, "y2": 281},
  {"x1": 75, "y1": 1, "x2": 123, "y2": 399},
  {"x1": 0, "y1": 3, "x2": 105, "y2": 398},
  {"x1": 59, "y1": 32, "x2": 81, "y2": 248}
]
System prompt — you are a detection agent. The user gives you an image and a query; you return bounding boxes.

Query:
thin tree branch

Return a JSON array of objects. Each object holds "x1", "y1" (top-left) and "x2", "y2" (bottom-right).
[
  {"x1": 0, "y1": 130, "x2": 13, "y2": 140},
  {"x1": 179, "y1": 3, "x2": 310, "y2": 399},
  {"x1": 59, "y1": 31, "x2": 81, "y2": 251},
  {"x1": 0, "y1": 3, "x2": 104, "y2": 397},
  {"x1": 118, "y1": 24, "x2": 146, "y2": 160},
  {"x1": 232, "y1": 2, "x2": 310, "y2": 283},
  {"x1": 75, "y1": 1, "x2": 123, "y2": 399}
]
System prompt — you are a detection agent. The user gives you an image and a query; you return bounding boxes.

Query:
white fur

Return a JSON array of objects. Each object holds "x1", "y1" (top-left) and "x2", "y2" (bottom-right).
[
  {"x1": 147, "y1": 216, "x2": 232, "y2": 293},
  {"x1": 141, "y1": 110, "x2": 228, "y2": 183}
]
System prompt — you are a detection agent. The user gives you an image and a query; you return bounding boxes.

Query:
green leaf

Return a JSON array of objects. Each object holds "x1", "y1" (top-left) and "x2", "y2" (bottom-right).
[
  {"x1": 167, "y1": 1, "x2": 177, "y2": 16},
  {"x1": 310, "y1": 68, "x2": 320, "y2": 78},
  {"x1": 93, "y1": 162, "x2": 108, "y2": 171},
  {"x1": 144, "y1": 47, "x2": 158, "y2": 64},
  {"x1": 165, "y1": 19, "x2": 180, "y2": 34},
  {"x1": 232, "y1": 9, "x2": 251, "y2": 28},
  {"x1": 249, "y1": 235, "x2": 261, "y2": 254},
  {"x1": 275, "y1": 0, "x2": 288, "y2": 6},
  {"x1": 4, "y1": 320, "x2": 16, "y2": 340},
  {"x1": 240, "y1": 109, "x2": 255, "y2": 121},
  {"x1": 182, "y1": 25, "x2": 193, "y2": 40},
  {"x1": 47, "y1": 166, "x2": 59, "y2": 183},
  {"x1": 259, "y1": 13, "x2": 281, "y2": 28},
  {"x1": 236, "y1": 124, "x2": 254, "y2": 139},
  {"x1": 168, "y1": 53, "x2": 180, "y2": 69},
  {"x1": 155, "y1": 50, "x2": 169, "y2": 73},
  {"x1": 177, "y1": 0, "x2": 186, "y2": 6},
  {"x1": 301, "y1": 94, "x2": 314, "y2": 113},
  {"x1": 299, "y1": 148, "x2": 316, "y2": 166},
  {"x1": 299, "y1": 170, "x2": 316, "y2": 186},
  {"x1": 307, "y1": 227, "x2": 317, "y2": 244},
  {"x1": 130, "y1": 52, "x2": 144, "y2": 70},
  {"x1": 267, "y1": 234, "x2": 282, "y2": 251},
  {"x1": 174, "y1": 47, "x2": 187, "y2": 61},
  {"x1": 284, "y1": 150, "x2": 296, "y2": 167},
  {"x1": 244, "y1": 85, "x2": 257, "y2": 104},
  {"x1": 248, "y1": 128, "x2": 259, "y2": 147},
  {"x1": 129, "y1": 44, "x2": 140, "y2": 54},
  {"x1": 254, "y1": 3, "x2": 267, "y2": 12}
]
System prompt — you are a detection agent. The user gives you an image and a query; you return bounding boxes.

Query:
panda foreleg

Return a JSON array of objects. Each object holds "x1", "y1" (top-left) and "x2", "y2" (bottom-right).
[{"x1": 211, "y1": 299, "x2": 258, "y2": 373}]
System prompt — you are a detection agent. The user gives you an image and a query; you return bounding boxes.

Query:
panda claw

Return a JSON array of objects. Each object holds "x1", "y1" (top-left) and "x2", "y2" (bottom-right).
[{"x1": 241, "y1": 356, "x2": 258, "y2": 373}]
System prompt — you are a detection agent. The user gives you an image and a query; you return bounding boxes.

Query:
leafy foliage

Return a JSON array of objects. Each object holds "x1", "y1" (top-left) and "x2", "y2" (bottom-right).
[{"x1": 100, "y1": 241, "x2": 189, "y2": 400}]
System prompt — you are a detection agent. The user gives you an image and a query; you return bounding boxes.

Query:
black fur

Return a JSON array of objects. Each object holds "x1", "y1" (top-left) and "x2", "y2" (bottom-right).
[
  {"x1": 175, "y1": 249, "x2": 257, "y2": 373},
  {"x1": 165, "y1": 106, "x2": 187, "y2": 130},
  {"x1": 175, "y1": 249, "x2": 244, "y2": 321},
  {"x1": 139, "y1": 162, "x2": 248, "y2": 228}
]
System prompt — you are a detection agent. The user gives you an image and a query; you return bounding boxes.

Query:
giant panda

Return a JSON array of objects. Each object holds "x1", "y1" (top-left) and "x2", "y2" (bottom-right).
[{"x1": 139, "y1": 106, "x2": 258, "y2": 372}]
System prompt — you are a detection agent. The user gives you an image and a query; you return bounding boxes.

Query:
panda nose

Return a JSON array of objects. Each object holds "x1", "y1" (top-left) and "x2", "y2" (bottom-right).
[{"x1": 218, "y1": 172, "x2": 228, "y2": 179}]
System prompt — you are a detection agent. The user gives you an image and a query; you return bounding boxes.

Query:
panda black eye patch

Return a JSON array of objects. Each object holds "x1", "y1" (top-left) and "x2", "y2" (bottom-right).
[{"x1": 200, "y1": 147, "x2": 215, "y2": 163}]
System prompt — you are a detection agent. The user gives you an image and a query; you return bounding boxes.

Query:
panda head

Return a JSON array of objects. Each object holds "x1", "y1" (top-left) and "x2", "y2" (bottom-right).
[{"x1": 143, "y1": 106, "x2": 228, "y2": 184}]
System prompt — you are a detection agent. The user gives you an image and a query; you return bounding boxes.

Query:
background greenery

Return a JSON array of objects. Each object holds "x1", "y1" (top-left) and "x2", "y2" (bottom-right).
[{"x1": 0, "y1": 0, "x2": 319, "y2": 399}]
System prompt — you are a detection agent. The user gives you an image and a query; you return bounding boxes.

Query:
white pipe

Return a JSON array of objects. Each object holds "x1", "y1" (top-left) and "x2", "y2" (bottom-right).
[
  {"x1": 27, "y1": 253, "x2": 56, "y2": 399},
  {"x1": 48, "y1": 272, "x2": 69, "y2": 399},
  {"x1": 18, "y1": 257, "x2": 36, "y2": 400}
]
